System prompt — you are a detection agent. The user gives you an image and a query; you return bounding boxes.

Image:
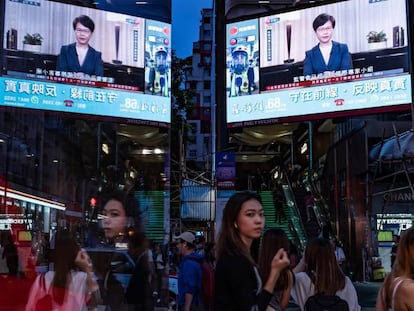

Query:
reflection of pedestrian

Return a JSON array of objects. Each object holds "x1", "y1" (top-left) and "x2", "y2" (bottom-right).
[
  {"x1": 56, "y1": 15, "x2": 103, "y2": 78},
  {"x1": 99, "y1": 190, "x2": 138, "y2": 247},
  {"x1": 126, "y1": 232, "x2": 153, "y2": 311},
  {"x1": 303, "y1": 13, "x2": 352, "y2": 77},
  {"x1": 25, "y1": 230, "x2": 100, "y2": 310},
  {"x1": 93, "y1": 252, "x2": 127, "y2": 311},
  {"x1": 2, "y1": 235, "x2": 18, "y2": 276}
]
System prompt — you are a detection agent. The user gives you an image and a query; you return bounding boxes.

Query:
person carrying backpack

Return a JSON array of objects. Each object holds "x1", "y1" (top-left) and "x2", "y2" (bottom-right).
[
  {"x1": 175, "y1": 231, "x2": 204, "y2": 311},
  {"x1": 291, "y1": 237, "x2": 360, "y2": 311}
]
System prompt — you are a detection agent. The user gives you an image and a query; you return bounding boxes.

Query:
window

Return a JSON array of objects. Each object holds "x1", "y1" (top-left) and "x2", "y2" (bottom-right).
[
  {"x1": 203, "y1": 81, "x2": 211, "y2": 89},
  {"x1": 203, "y1": 56, "x2": 211, "y2": 65},
  {"x1": 203, "y1": 43, "x2": 211, "y2": 51},
  {"x1": 189, "y1": 122, "x2": 198, "y2": 134},
  {"x1": 189, "y1": 149, "x2": 197, "y2": 159},
  {"x1": 203, "y1": 96, "x2": 211, "y2": 104},
  {"x1": 189, "y1": 81, "x2": 197, "y2": 89}
]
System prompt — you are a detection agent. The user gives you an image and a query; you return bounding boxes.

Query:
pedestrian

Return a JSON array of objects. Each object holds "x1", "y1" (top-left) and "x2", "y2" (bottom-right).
[
  {"x1": 204, "y1": 242, "x2": 216, "y2": 270},
  {"x1": 258, "y1": 228, "x2": 295, "y2": 311},
  {"x1": 175, "y1": 231, "x2": 204, "y2": 311},
  {"x1": 376, "y1": 227, "x2": 414, "y2": 311},
  {"x1": 196, "y1": 235, "x2": 206, "y2": 256},
  {"x1": 2, "y1": 234, "x2": 18, "y2": 276},
  {"x1": 291, "y1": 237, "x2": 360, "y2": 311},
  {"x1": 125, "y1": 232, "x2": 153, "y2": 311},
  {"x1": 288, "y1": 242, "x2": 300, "y2": 270},
  {"x1": 390, "y1": 234, "x2": 400, "y2": 269},
  {"x1": 303, "y1": 191, "x2": 314, "y2": 222},
  {"x1": 153, "y1": 243, "x2": 166, "y2": 295},
  {"x1": 25, "y1": 229, "x2": 100, "y2": 311},
  {"x1": 213, "y1": 191, "x2": 290, "y2": 311},
  {"x1": 334, "y1": 240, "x2": 347, "y2": 275},
  {"x1": 93, "y1": 251, "x2": 127, "y2": 311}
]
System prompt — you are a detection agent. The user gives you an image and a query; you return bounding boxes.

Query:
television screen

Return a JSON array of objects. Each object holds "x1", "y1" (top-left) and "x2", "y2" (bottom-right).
[
  {"x1": 0, "y1": 0, "x2": 171, "y2": 125},
  {"x1": 377, "y1": 230, "x2": 393, "y2": 242},
  {"x1": 226, "y1": 0, "x2": 412, "y2": 126}
]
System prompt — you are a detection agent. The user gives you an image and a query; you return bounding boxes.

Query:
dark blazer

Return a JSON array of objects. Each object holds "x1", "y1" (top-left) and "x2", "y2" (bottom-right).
[
  {"x1": 56, "y1": 43, "x2": 103, "y2": 76},
  {"x1": 303, "y1": 41, "x2": 352, "y2": 76}
]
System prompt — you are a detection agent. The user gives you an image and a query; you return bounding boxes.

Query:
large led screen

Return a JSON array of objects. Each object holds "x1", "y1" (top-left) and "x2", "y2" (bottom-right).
[
  {"x1": 226, "y1": 0, "x2": 412, "y2": 126},
  {"x1": 1, "y1": 0, "x2": 171, "y2": 125}
]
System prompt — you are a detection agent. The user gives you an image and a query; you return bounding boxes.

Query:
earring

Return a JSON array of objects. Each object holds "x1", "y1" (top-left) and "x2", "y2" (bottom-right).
[{"x1": 234, "y1": 222, "x2": 238, "y2": 229}]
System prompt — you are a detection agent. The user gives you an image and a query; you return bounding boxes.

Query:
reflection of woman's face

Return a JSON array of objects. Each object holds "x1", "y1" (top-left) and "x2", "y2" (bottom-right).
[
  {"x1": 102, "y1": 199, "x2": 127, "y2": 239},
  {"x1": 74, "y1": 22, "x2": 92, "y2": 46},
  {"x1": 315, "y1": 20, "x2": 334, "y2": 45}
]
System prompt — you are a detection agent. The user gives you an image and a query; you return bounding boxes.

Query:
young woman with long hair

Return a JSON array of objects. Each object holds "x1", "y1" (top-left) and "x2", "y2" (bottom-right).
[
  {"x1": 376, "y1": 227, "x2": 414, "y2": 311},
  {"x1": 258, "y1": 228, "x2": 294, "y2": 311},
  {"x1": 291, "y1": 237, "x2": 360, "y2": 311},
  {"x1": 26, "y1": 230, "x2": 99, "y2": 310},
  {"x1": 213, "y1": 191, "x2": 290, "y2": 311}
]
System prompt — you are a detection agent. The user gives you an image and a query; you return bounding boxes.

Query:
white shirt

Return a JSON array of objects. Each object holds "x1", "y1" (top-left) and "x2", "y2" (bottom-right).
[
  {"x1": 25, "y1": 270, "x2": 90, "y2": 311},
  {"x1": 291, "y1": 272, "x2": 361, "y2": 311}
]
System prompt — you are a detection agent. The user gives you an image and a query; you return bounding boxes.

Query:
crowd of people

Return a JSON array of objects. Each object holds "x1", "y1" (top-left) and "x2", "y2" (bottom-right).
[{"x1": 20, "y1": 188, "x2": 414, "y2": 311}]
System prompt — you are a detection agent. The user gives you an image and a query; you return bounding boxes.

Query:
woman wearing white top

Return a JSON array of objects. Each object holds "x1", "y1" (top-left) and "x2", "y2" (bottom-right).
[
  {"x1": 291, "y1": 237, "x2": 360, "y2": 311},
  {"x1": 26, "y1": 230, "x2": 99, "y2": 311}
]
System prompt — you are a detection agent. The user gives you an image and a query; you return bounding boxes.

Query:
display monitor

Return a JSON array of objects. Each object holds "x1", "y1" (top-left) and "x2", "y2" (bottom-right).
[
  {"x1": 0, "y1": 0, "x2": 171, "y2": 125},
  {"x1": 226, "y1": 0, "x2": 412, "y2": 126}
]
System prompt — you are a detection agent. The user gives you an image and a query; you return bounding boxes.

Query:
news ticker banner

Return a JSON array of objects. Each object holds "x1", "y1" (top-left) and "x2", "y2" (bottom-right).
[
  {"x1": 0, "y1": 76, "x2": 171, "y2": 123},
  {"x1": 227, "y1": 74, "x2": 412, "y2": 124}
]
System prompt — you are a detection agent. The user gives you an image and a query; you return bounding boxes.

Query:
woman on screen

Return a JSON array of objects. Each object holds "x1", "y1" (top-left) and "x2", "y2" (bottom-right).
[
  {"x1": 303, "y1": 13, "x2": 352, "y2": 78},
  {"x1": 56, "y1": 15, "x2": 103, "y2": 79}
]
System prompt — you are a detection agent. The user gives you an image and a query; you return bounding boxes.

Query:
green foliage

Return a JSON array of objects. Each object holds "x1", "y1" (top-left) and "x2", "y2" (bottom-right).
[
  {"x1": 23, "y1": 33, "x2": 43, "y2": 45},
  {"x1": 366, "y1": 31, "x2": 387, "y2": 43},
  {"x1": 170, "y1": 50, "x2": 196, "y2": 162}
]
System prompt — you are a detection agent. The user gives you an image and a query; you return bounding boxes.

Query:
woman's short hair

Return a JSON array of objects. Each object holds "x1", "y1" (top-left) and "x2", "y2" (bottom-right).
[
  {"x1": 73, "y1": 15, "x2": 95, "y2": 32},
  {"x1": 312, "y1": 13, "x2": 336, "y2": 31}
]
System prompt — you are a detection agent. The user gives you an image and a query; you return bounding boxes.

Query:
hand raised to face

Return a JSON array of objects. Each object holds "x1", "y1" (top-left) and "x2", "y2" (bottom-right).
[
  {"x1": 75, "y1": 249, "x2": 93, "y2": 273},
  {"x1": 271, "y1": 248, "x2": 290, "y2": 272}
]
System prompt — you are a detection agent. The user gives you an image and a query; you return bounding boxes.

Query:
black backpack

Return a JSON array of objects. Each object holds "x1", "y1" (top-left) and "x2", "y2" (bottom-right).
[{"x1": 304, "y1": 293, "x2": 349, "y2": 311}]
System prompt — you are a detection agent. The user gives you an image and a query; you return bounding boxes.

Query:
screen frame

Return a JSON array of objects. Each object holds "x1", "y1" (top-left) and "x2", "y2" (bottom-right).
[
  {"x1": 0, "y1": 0, "x2": 172, "y2": 125},
  {"x1": 224, "y1": 0, "x2": 414, "y2": 128}
]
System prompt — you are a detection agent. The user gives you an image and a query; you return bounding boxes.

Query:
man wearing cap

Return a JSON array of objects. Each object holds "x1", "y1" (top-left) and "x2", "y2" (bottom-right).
[{"x1": 175, "y1": 231, "x2": 204, "y2": 311}]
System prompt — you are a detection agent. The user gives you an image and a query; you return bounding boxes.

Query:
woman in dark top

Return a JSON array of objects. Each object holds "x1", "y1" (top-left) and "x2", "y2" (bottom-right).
[
  {"x1": 57, "y1": 15, "x2": 103, "y2": 78},
  {"x1": 213, "y1": 191, "x2": 290, "y2": 311}
]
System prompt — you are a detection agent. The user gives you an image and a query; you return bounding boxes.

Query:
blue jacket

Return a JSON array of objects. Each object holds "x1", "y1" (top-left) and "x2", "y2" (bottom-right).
[
  {"x1": 303, "y1": 41, "x2": 352, "y2": 77},
  {"x1": 178, "y1": 252, "x2": 203, "y2": 306},
  {"x1": 56, "y1": 43, "x2": 103, "y2": 76}
]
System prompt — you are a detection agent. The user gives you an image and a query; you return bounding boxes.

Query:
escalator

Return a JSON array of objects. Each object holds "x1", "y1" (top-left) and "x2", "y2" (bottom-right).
[{"x1": 259, "y1": 187, "x2": 307, "y2": 252}]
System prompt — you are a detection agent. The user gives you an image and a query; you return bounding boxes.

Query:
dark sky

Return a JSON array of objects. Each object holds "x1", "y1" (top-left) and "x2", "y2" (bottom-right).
[{"x1": 172, "y1": 0, "x2": 212, "y2": 58}]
